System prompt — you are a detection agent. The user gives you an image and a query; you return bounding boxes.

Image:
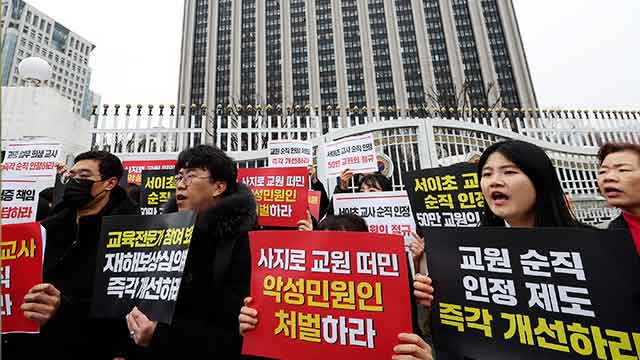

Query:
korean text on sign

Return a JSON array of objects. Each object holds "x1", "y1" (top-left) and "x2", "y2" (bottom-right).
[
  {"x1": 268, "y1": 140, "x2": 313, "y2": 168},
  {"x1": 324, "y1": 134, "x2": 378, "y2": 177},
  {"x1": 1, "y1": 180, "x2": 49, "y2": 225},
  {"x1": 425, "y1": 227, "x2": 640, "y2": 360},
  {"x1": 403, "y1": 162, "x2": 484, "y2": 228},
  {"x1": 91, "y1": 212, "x2": 196, "y2": 324},
  {"x1": 242, "y1": 231, "x2": 412, "y2": 360},
  {"x1": 238, "y1": 167, "x2": 309, "y2": 228},
  {"x1": 140, "y1": 169, "x2": 177, "y2": 215},
  {"x1": 2, "y1": 142, "x2": 62, "y2": 179},
  {"x1": 333, "y1": 191, "x2": 416, "y2": 238},
  {"x1": 1, "y1": 222, "x2": 45, "y2": 334}
]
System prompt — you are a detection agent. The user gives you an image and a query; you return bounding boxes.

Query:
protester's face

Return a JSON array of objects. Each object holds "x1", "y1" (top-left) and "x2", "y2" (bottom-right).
[
  {"x1": 69, "y1": 160, "x2": 115, "y2": 198},
  {"x1": 360, "y1": 182, "x2": 382, "y2": 192},
  {"x1": 480, "y1": 152, "x2": 537, "y2": 226},
  {"x1": 174, "y1": 167, "x2": 226, "y2": 212},
  {"x1": 597, "y1": 151, "x2": 640, "y2": 213}
]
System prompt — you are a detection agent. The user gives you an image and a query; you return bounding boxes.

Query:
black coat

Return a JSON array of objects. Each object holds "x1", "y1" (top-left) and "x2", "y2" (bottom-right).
[
  {"x1": 136, "y1": 183, "x2": 257, "y2": 359},
  {"x1": 2, "y1": 185, "x2": 140, "y2": 360},
  {"x1": 609, "y1": 214, "x2": 630, "y2": 231},
  {"x1": 311, "y1": 179, "x2": 330, "y2": 220}
]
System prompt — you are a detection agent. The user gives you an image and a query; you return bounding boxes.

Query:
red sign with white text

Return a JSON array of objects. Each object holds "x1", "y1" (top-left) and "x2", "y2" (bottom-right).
[
  {"x1": 1, "y1": 222, "x2": 45, "y2": 333},
  {"x1": 122, "y1": 159, "x2": 176, "y2": 185},
  {"x1": 242, "y1": 231, "x2": 412, "y2": 360},
  {"x1": 238, "y1": 168, "x2": 309, "y2": 228},
  {"x1": 308, "y1": 190, "x2": 321, "y2": 220}
]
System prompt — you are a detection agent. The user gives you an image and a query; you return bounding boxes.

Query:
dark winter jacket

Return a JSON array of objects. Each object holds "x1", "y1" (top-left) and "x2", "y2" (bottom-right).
[
  {"x1": 136, "y1": 183, "x2": 257, "y2": 359},
  {"x1": 2, "y1": 185, "x2": 140, "y2": 360},
  {"x1": 311, "y1": 178, "x2": 330, "y2": 220},
  {"x1": 609, "y1": 214, "x2": 630, "y2": 231}
]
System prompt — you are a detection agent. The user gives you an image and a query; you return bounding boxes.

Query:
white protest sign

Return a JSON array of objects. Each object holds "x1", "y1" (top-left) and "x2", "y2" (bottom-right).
[
  {"x1": 324, "y1": 134, "x2": 378, "y2": 177},
  {"x1": 1, "y1": 179, "x2": 50, "y2": 224},
  {"x1": 268, "y1": 140, "x2": 313, "y2": 168},
  {"x1": 2, "y1": 141, "x2": 62, "y2": 182},
  {"x1": 333, "y1": 191, "x2": 416, "y2": 238}
]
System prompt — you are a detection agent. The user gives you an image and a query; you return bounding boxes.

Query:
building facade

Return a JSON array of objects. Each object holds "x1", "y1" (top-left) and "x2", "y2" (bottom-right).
[
  {"x1": 177, "y1": 0, "x2": 537, "y2": 119},
  {"x1": 1, "y1": 0, "x2": 98, "y2": 119}
]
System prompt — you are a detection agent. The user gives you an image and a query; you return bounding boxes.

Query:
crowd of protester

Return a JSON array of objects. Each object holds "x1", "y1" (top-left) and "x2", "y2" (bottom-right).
[{"x1": 2, "y1": 138, "x2": 639, "y2": 360}]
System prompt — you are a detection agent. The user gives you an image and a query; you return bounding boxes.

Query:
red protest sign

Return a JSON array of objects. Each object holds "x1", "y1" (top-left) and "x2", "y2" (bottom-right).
[
  {"x1": 1, "y1": 222, "x2": 45, "y2": 334},
  {"x1": 308, "y1": 190, "x2": 321, "y2": 220},
  {"x1": 238, "y1": 167, "x2": 309, "y2": 228},
  {"x1": 242, "y1": 231, "x2": 412, "y2": 360},
  {"x1": 122, "y1": 158, "x2": 176, "y2": 185}
]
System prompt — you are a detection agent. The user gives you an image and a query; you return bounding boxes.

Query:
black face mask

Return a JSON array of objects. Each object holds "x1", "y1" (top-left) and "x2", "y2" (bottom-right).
[{"x1": 62, "y1": 178, "x2": 98, "y2": 209}]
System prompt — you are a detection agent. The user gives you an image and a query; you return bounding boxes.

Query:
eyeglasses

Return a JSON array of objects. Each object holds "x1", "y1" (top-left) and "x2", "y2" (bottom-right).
[
  {"x1": 61, "y1": 172, "x2": 102, "y2": 184},
  {"x1": 173, "y1": 173, "x2": 210, "y2": 186}
]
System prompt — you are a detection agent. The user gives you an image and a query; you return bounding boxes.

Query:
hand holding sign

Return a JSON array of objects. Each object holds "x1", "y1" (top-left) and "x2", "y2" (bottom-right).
[
  {"x1": 239, "y1": 296, "x2": 258, "y2": 336},
  {"x1": 21, "y1": 283, "x2": 61, "y2": 326},
  {"x1": 393, "y1": 333, "x2": 434, "y2": 360},
  {"x1": 126, "y1": 306, "x2": 158, "y2": 347},
  {"x1": 413, "y1": 274, "x2": 434, "y2": 309},
  {"x1": 296, "y1": 210, "x2": 313, "y2": 232},
  {"x1": 339, "y1": 168, "x2": 354, "y2": 191}
]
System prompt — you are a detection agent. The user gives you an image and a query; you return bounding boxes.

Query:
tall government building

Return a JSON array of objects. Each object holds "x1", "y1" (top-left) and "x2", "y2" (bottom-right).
[
  {"x1": 1, "y1": 0, "x2": 100, "y2": 120},
  {"x1": 177, "y1": 0, "x2": 537, "y2": 119}
]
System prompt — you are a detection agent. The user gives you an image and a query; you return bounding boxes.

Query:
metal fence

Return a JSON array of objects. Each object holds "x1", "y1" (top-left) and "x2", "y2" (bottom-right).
[{"x1": 90, "y1": 105, "x2": 640, "y2": 225}]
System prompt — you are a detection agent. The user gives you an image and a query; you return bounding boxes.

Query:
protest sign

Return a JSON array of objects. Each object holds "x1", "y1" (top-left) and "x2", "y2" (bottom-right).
[
  {"x1": 268, "y1": 140, "x2": 313, "y2": 168},
  {"x1": 140, "y1": 169, "x2": 176, "y2": 215},
  {"x1": 122, "y1": 158, "x2": 176, "y2": 185},
  {"x1": 91, "y1": 211, "x2": 196, "y2": 324},
  {"x1": 426, "y1": 227, "x2": 640, "y2": 360},
  {"x1": 403, "y1": 163, "x2": 484, "y2": 227},
  {"x1": 1, "y1": 141, "x2": 62, "y2": 180},
  {"x1": 1, "y1": 179, "x2": 50, "y2": 224},
  {"x1": 308, "y1": 191, "x2": 321, "y2": 220},
  {"x1": 242, "y1": 230, "x2": 412, "y2": 360},
  {"x1": 1, "y1": 222, "x2": 45, "y2": 333},
  {"x1": 238, "y1": 167, "x2": 308, "y2": 227},
  {"x1": 324, "y1": 134, "x2": 378, "y2": 177},
  {"x1": 333, "y1": 191, "x2": 416, "y2": 238}
]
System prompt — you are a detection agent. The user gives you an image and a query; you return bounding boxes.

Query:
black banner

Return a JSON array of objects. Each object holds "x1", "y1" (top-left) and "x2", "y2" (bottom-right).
[
  {"x1": 425, "y1": 227, "x2": 640, "y2": 360},
  {"x1": 140, "y1": 169, "x2": 175, "y2": 215},
  {"x1": 403, "y1": 163, "x2": 484, "y2": 227},
  {"x1": 91, "y1": 211, "x2": 196, "y2": 324}
]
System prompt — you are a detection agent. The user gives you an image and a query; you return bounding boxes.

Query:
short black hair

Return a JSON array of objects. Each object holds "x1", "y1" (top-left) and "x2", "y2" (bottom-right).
[
  {"x1": 358, "y1": 173, "x2": 392, "y2": 192},
  {"x1": 317, "y1": 214, "x2": 369, "y2": 232},
  {"x1": 74, "y1": 151, "x2": 124, "y2": 181},
  {"x1": 175, "y1": 145, "x2": 238, "y2": 195}
]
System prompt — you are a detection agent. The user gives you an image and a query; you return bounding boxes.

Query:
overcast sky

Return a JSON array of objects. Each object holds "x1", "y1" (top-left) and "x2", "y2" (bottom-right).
[{"x1": 26, "y1": 0, "x2": 640, "y2": 110}]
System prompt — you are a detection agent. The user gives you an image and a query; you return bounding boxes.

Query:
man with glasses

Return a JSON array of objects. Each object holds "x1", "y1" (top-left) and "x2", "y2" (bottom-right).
[
  {"x1": 124, "y1": 144, "x2": 257, "y2": 359},
  {"x1": 12, "y1": 151, "x2": 139, "y2": 360}
]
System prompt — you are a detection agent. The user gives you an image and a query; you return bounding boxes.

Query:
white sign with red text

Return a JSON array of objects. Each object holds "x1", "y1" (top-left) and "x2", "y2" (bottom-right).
[
  {"x1": 268, "y1": 140, "x2": 313, "y2": 168},
  {"x1": 2, "y1": 141, "x2": 62, "y2": 181},
  {"x1": 1, "y1": 180, "x2": 50, "y2": 224},
  {"x1": 333, "y1": 191, "x2": 416, "y2": 238}
]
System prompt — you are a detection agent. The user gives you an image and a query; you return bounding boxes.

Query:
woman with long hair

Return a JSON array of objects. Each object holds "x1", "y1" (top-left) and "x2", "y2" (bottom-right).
[{"x1": 414, "y1": 139, "x2": 583, "y2": 308}]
